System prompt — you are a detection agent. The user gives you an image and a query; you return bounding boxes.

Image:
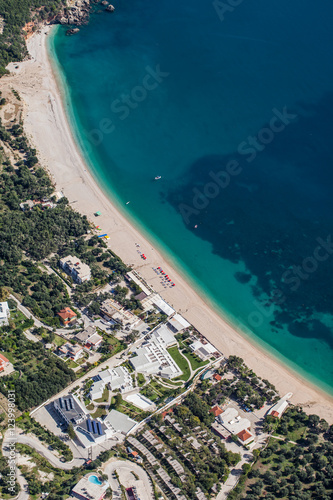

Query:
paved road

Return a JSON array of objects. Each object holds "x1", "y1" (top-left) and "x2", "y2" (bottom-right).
[
  {"x1": 103, "y1": 459, "x2": 154, "y2": 500},
  {"x1": 1, "y1": 429, "x2": 83, "y2": 500},
  {"x1": 2, "y1": 430, "x2": 84, "y2": 470}
]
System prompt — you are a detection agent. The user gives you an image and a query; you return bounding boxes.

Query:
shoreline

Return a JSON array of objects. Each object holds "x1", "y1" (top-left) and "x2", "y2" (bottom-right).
[{"x1": 4, "y1": 27, "x2": 333, "y2": 422}]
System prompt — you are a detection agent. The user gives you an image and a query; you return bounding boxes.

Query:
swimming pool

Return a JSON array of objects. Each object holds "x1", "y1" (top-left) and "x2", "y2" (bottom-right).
[{"x1": 88, "y1": 475, "x2": 103, "y2": 486}]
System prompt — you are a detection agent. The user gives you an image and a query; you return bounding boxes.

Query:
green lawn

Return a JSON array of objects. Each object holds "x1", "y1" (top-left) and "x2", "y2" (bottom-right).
[
  {"x1": 182, "y1": 351, "x2": 209, "y2": 371},
  {"x1": 167, "y1": 346, "x2": 191, "y2": 381},
  {"x1": 53, "y1": 335, "x2": 66, "y2": 347},
  {"x1": 137, "y1": 373, "x2": 146, "y2": 386},
  {"x1": 90, "y1": 407, "x2": 107, "y2": 419},
  {"x1": 67, "y1": 360, "x2": 79, "y2": 369},
  {"x1": 95, "y1": 386, "x2": 109, "y2": 403}
]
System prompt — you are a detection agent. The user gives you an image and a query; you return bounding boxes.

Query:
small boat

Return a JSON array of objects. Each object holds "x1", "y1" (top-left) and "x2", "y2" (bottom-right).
[
  {"x1": 154, "y1": 176, "x2": 162, "y2": 180},
  {"x1": 126, "y1": 201, "x2": 130, "y2": 205}
]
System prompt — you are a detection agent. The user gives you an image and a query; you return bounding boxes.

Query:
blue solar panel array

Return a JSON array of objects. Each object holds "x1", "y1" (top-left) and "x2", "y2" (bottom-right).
[
  {"x1": 87, "y1": 419, "x2": 92, "y2": 433},
  {"x1": 97, "y1": 422, "x2": 103, "y2": 435},
  {"x1": 92, "y1": 420, "x2": 97, "y2": 434}
]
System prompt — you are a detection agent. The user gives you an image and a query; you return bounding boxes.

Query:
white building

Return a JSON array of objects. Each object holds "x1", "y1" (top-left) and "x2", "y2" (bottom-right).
[
  {"x1": 59, "y1": 255, "x2": 91, "y2": 284},
  {"x1": 130, "y1": 339, "x2": 182, "y2": 379},
  {"x1": 76, "y1": 326, "x2": 103, "y2": 349},
  {"x1": 100, "y1": 299, "x2": 140, "y2": 328},
  {"x1": 0, "y1": 302, "x2": 9, "y2": 326},
  {"x1": 217, "y1": 407, "x2": 252, "y2": 438},
  {"x1": 152, "y1": 297, "x2": 175, "y2": 316},
  {"x1": 58, "y1": 342, "x2": 84, "y2": 362},
  {"x1": 268, "y1": 393, "x2": 292, "y2": 418},
  {"x1": 167, "y1": 313, "x2": 191, "y2": 332},
  {"x1": 104, "y1": 409, "x2": 137, "y2": 435},
  {"x1": 151, "y1": 324, "x2": 177, "y2": 348},
  {"x1": 90, "y1": 366, "x2": 133, "y2": 400},
  {"x1": 189, "y1": 339, "x2": 219, "y2": 361}
]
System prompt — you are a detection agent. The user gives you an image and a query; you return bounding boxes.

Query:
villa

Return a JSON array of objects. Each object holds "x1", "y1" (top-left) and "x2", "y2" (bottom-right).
[
  {"x1": 59, "y1": 342, "x2": 83, "y2": 361},
  {"x1": 59, "y1": 255, "x2": 91, "y2": 284},
  {"x1": 57, "y1": 307, "x2": 77, "y2": 326},
  {"x1": 76, "y1": 326, "x2": 103, "y2": 349}
]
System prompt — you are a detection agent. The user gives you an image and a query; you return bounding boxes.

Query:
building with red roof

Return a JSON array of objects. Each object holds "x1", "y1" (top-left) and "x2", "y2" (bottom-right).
[
  {"x1": 237, "y1": 429, "x2": 253, "y2": 445},
  {"x1": 210, "y1": 405, "x2": 223, "y2": 417},
  {"x1": 0, "y1": 353, "x2": 9, "y2": 372},
  {"x1": 57, "y1": 307, "x2": 77, "y2": 326},
  {"x1": 213, "y1": 373, "x2": 222, "y2": 382}
]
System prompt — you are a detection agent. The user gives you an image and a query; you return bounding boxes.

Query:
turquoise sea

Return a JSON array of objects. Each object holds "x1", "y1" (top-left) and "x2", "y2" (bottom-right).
[{"x1": 50, "y1": 0, "x2": 333, "y2": 394}]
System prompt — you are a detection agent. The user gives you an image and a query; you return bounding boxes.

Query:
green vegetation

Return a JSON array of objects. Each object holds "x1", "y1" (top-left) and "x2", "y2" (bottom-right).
[
  {"x1": 167, "y1": 346, "x2": 191, "y2": 381},
  {"x1": 16, "y1": 413, "x2": 73, "y2": 461},
  {"x1": 0, "y1": 0, "x2": 66, "y2": 76},
  {"x1": 133, "y1": 394, "x2": 241, "y2": 498},
  {"x1": 182, "y1": 350, "x2": 209, "y2": 371},
  {"x1": 0, "y1": 323, "x2": 75, "y2": 410},
  {"x1": 230, "y1": 407, "x2": 333, "y2": 500}
]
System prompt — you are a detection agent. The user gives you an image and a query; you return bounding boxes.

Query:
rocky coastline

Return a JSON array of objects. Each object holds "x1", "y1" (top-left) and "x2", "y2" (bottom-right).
[{"x1": 54, "y1": 0, "x2": 111, "y2": 27}]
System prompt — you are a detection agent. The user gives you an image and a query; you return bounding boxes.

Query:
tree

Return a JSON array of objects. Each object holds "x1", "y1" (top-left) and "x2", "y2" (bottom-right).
[{"x1": 66, "y1": 423, "x2": 76, "y2": 440}]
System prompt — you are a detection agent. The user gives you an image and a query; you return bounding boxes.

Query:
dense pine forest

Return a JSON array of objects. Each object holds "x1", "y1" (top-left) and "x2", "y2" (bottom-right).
[{"x1": 0, "y1": 0, "x2": 65, "y2": 75}]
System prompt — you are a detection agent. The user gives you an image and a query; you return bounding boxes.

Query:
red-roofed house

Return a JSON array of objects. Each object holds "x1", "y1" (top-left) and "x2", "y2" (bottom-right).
[
  {"x1": 57, "y1": 307, "x2": 77, "y2": 326},
  {"x1": 270, "y1": 410, "x2": 280, "y2": 418},
  {"x1": 237, "y1": 429, "x2": 253, "y2": 445},
  {"x1": 0, "y1": 353, "x2": 9, "y2": 372},
  {"x1": 210, "y1": 405, "x2": 223, "y2": 417},
  {"x1": 213, "y1": 373, "x2": 222, "y2": 382}
]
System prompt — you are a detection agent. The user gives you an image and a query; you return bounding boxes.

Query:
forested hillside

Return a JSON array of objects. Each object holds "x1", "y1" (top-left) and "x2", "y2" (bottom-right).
[{"x1": 0, "y1": 0, "x2": 65, "y2": 75}]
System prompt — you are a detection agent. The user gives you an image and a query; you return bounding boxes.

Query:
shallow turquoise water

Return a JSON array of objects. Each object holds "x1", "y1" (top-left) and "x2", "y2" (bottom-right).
[{"x1": 50, "y1": 0, "x2": 333, "y2": 394}]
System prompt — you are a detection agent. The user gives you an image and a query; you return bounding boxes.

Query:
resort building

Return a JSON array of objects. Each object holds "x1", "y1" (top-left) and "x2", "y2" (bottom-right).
[
  {"x1": 167, "y1": 313, "x2": 191, "y2": 333},
  {"x1": 59, "y1": 342, "x2": 83, "y2": 362},
  {"x1": 129, "y1": 338, "x2": 182, "y2": 379},
  {"x1": 216, "y1": 407, "x2": 253, "y2": 442},
  {"x1": 53, "y1": 395, "x2": 113, "y2": 448},
  {"x1": 189, "y1": 339, "x2": 219, "y2": 361},
  {"x1": 150, "y1": 324, "x2": 177, "y2": 348},
  {"x1": 59, "y1": 255, "x2": 91, "y2": 284},
  {"x1": 100, "y1": 298, "x2": 140, "y2": 328},
  {"x1": 268, "y1": 393, "x2": 292, "y2": 419},
  {"x1": 104, "y1": 409, "x2": 137, "y2": 435},
  {"x1": 57, "y1": 307, "x2": 77, "y2": 326},
  {"x1": 0, "y1": 301, "x2": 10, "y2": 326},
  {"x1": 76, "y1": 326, "x2": 103, "y2": 349},
  {"x1": 71, "y1": 475, "x2": 107, "y2": 500},
  {"x1": 89, "y1": 366, "x2": 133, "y2": 400},
  {"x1": 152, "y1": 296, "x2": 175, "y2": 316}
]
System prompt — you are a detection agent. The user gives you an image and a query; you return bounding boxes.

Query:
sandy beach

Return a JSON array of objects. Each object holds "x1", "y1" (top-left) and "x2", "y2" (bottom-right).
[{"x1": 3, "y1": 27, "x2": 333, "y2": 422}]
